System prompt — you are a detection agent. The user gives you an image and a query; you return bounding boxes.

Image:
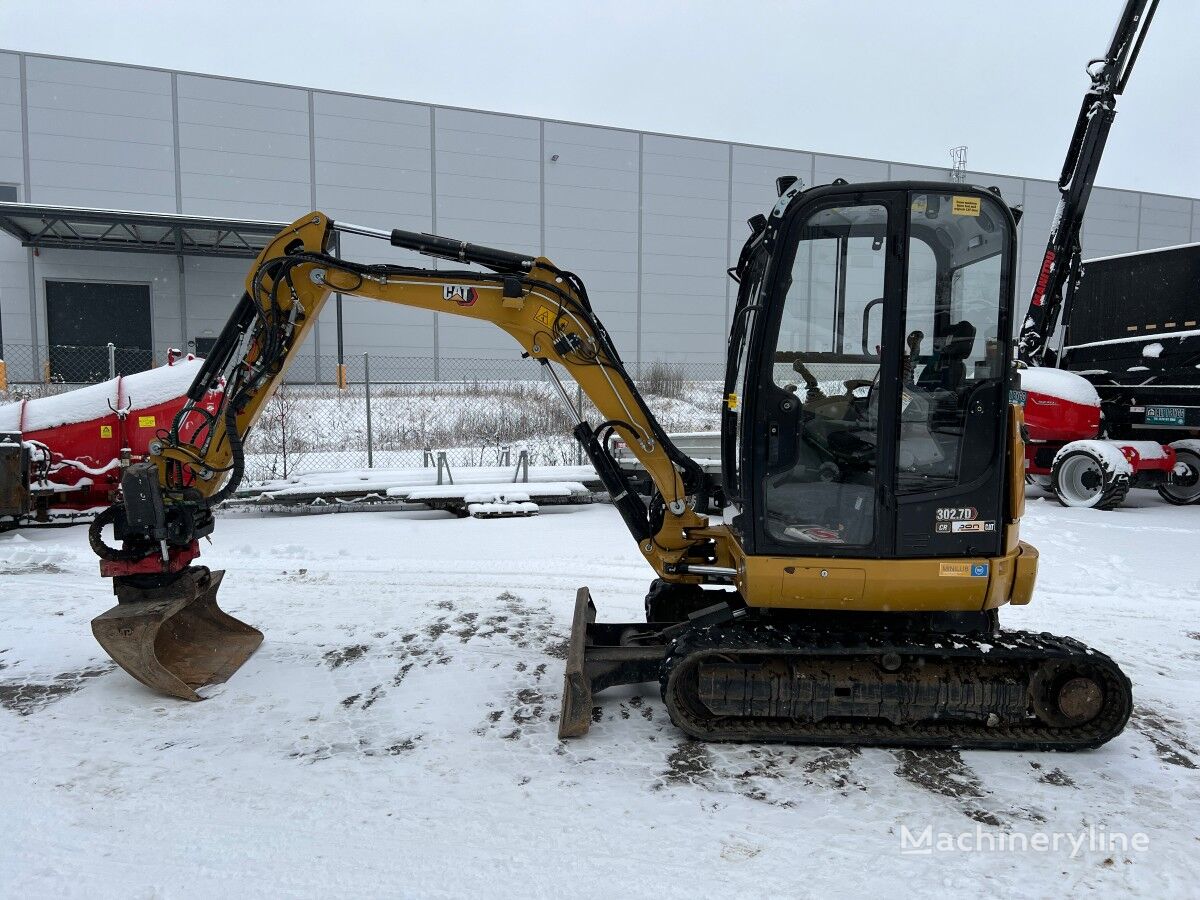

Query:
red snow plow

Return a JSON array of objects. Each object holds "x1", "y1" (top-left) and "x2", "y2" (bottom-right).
[{"x1": 0, "y1": 354, "x2": 222, "y2": 530}]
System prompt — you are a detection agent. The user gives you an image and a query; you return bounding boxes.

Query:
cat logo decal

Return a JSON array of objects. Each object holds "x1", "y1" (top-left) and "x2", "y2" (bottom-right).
[{"x1": 442, "y1": 284, "x2": 478, "y2": 307}]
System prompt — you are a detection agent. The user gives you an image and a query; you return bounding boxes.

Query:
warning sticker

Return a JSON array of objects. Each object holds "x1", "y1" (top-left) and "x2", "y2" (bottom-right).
[
  {"x1": 533, "y1": 305, "x2": 557, "y2": 328},
  {"x1": 951, "y1": 196, "x2": 981, "y2": 217},
  {"x1": 137, "y1": 415, "x2": 156, "y2": 428},
  {"x1": 100, "y1": 424, "x2": 113, "y2": 438},
  {"x1": 911, "y1": 196, "x2": 927, "y2": 214}
]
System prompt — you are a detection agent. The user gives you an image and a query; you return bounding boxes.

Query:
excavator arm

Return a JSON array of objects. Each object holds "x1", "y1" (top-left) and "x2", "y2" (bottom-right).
[
  {"x1": 88, "y1": 211, "x2": 734, "y2": 703},
  {"x1": 147, "y1": 212, "x2": 723, "y2": 567}
]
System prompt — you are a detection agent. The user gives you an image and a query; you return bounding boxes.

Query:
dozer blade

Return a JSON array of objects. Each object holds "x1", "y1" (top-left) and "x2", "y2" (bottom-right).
[
  {"x1": 91, "y1": 566, "x2": 262, "y2": 701},
  {"x1": 557, "y1": 586, "x2": 670, "y2": 739},
  {"x1": 558, "y1": 588, "x2": 598, "y2": 738}
]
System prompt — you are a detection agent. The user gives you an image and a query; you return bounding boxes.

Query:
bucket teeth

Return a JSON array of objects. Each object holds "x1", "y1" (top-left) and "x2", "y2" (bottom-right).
[{"x1": 91, "y1": 566, "x2": 262, "y2": 701}]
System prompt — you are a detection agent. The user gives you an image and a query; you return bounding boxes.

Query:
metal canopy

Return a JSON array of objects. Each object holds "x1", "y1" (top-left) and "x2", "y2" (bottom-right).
[{"x1": 0, "y1": 202, "x2": 286, "y2": 259}]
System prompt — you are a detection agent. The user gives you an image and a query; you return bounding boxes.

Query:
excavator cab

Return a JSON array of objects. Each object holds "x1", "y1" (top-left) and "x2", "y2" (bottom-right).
[{"x1": 723, "y1": 182, "x2": 1017, "y2": 560}]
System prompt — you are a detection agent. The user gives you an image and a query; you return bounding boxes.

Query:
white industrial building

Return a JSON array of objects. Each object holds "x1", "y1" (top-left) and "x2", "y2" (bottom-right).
[{"x1": 1, "y1": 49, "x2": 1197, "y2": 382}]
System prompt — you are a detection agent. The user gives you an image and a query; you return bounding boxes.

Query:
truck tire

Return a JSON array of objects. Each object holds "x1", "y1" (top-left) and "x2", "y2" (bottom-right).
[
  {"x1": 1157, "y1": 447, "x2": 1200, "y2": 506},
  {"x1": 1051, "y1": 448, "x2": 1130, "y2": 510}
]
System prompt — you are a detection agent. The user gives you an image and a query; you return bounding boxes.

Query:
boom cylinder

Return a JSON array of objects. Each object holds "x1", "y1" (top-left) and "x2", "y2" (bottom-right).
[{"x1": 389, "y1": 227, "x2": 533, "y2": 274}]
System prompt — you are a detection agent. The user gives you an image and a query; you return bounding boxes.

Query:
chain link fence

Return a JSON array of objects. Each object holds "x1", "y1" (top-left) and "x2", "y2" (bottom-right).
[
  {"x1": 0, "y1": 342, "x2": 162, "y2": 396},
  {"x1": 1, "y1": 342, "x2": 724, "y2": 484}
]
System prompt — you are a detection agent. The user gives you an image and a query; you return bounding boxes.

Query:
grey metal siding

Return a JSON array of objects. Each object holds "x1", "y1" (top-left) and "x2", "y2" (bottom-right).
[
  {"x1": 0, "y1": 52, "x2": 27, "y2": 355},
  {"x1": 640, "y1": 134, "x2": 729, "y2": 366},
  {"x1": 434, "y1": 107, "x2": 540, "y2": 364},
  {"x1": 0, "y1": 52, "x2": 21, "y2": 186},
  {"x1": 25, "y1": 57, "x2": 175, "y2": 212},
  {"x1": 313, "y1": 91, "x2": 435, "y2": 363},
  {"x1": 543, "y1": 122, "x2": 640, "y2": 353},
  {"x1": 0, "y1": 49, "x2": 1196, "y2": 380},
  {"x1": 176, "y1": 75, "x2": 310, "y2": 220},
  {"x1": 1138, "y1": 192, "x2": 1191, "y2": 249}
]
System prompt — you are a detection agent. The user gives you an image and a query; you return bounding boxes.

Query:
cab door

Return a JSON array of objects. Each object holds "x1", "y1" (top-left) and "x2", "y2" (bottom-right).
[
  {"x1": 893, "y1": 190, "x2": 1015, "y2": 557},
  {"x1": 742, "y1": 190, "x2": 907, "y2": 558}
]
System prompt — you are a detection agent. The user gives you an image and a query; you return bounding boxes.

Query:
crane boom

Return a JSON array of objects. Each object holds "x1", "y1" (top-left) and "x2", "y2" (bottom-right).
[{"x1": 1016, "y1": 0, "x2": 1158, "y2": 366}]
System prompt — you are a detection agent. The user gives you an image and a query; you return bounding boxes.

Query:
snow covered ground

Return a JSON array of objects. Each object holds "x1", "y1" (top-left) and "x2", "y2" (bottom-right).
[{"x1": 2, "y1": 490, "x2": 1199, "y2": 898}]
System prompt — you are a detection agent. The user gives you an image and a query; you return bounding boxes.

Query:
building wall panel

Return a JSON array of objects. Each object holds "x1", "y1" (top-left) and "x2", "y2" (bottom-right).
[
  {"x1": 0, "y1": 52, "x2": 1196, "y2": 379},
  {"x1": 434, "y1": 108, "x2": 540, "y2": 360},
  {"x1": 25, "y1": 57, "x2": 175, "y2": 211},
  {"x1": 177, "y1": 75, "x2": 310, "y2": 220},
  {"x1": 543, "y1": 124, "x2": 639, "y2": 348},
  {"x1": 1138, "y1": 193, "x2": 1191, "y2": 250},
  {"x1": 639, "y1": 134, "x2": 728, "y2": 365},
  {"x1": 313, "y1": 92, "x2": 435, "y2": 359}
]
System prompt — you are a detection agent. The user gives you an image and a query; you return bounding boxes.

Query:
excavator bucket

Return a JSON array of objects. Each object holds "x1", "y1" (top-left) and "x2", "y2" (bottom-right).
[{"x1": 91, "y1": 567, "x2": 262, "y2": 701}]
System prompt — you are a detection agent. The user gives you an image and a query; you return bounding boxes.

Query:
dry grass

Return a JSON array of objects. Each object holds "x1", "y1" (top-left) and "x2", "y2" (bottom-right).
[
  {"x1": 239, "y1": 377, "x2": 721, "y2": 477},
  {"x1": 640, "y1": 361, "x2": 688, "y2": 400}
]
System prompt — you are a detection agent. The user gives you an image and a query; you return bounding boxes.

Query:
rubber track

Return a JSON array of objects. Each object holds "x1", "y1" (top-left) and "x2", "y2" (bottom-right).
[{"x1": 660, "y1": 622, "x2": 1132, "y2": 751}]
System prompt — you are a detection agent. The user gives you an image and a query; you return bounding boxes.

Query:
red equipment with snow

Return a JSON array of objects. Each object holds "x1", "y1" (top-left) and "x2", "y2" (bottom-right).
[
  {"x1": 0, "y1": 354, "x2": 222, "y2": 529},
  {"x1": 1020, "y1": 366, "x2": 1179, "y2": 509}
]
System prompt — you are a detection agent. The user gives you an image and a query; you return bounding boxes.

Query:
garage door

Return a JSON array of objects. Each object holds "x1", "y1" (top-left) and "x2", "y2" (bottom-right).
[{"x1": 45, "y1": 281, "x2": 153, "y2": 382}]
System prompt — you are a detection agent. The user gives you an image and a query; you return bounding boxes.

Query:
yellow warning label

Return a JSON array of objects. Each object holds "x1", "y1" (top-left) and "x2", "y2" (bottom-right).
[
  {"x1": 137, "y1": 415, "x2": 156, "y2": 428},
  {"x1": 951, "y1": 196, "x2": 981, "y2": 217},
  {"x1": 100, "y1": 425, "x2": 113, "y2": 438},
  {"x1": 939, "y1": 562, "x2": 972, "y2": 577},
  {"x1": 725, "y1": 392, "x2": 739, "y2": 411},
  {"x1": 911, "y1": 196, "x2": 927, "y2": 214},
  {"x1": 533, "y1": 305, "x2": 556, "y2": 328}
]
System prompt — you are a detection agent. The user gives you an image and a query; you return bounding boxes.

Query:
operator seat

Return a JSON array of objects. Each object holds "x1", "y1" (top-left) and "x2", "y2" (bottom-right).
[{"x1": 917, "y1": 320, "x2": 976, "y2": 391}]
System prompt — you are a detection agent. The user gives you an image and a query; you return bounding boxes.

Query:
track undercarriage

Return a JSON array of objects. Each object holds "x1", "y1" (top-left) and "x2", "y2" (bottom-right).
[{"x1": 559, "y1": 587, "x2": 1132, "y2": 751}]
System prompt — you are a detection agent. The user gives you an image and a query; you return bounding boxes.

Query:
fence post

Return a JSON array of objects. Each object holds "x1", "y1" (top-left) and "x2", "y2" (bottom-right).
[
  {"x1": 107, "y1": 343, "x2": 116, "y2": 380},
  {"x1": 436, "y1": 451, "x2": 454, "y2": 485},
  {"x1": 364, "y1": 352, "x2": 373, "y2": 469},
  {"x1": 513, "y1": 449, "x2": 529, "y2": 484},
  {"x1": 575, "y1": 380, "x2": 584, "y2": 466}
]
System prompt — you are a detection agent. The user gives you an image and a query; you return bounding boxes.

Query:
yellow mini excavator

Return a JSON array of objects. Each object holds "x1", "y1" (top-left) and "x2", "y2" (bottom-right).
[
  {"x1": 85, "y1": 0, "x2": 1166, "y2": 752},
  {"x1": 85, "y1": 174, "x2": 1133, "y2": 750}
]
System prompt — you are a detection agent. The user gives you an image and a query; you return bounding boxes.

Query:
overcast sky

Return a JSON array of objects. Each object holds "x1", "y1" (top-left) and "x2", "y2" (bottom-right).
[{"x1": 2, "y1": 0, "x2": 1197, "y2": 197}]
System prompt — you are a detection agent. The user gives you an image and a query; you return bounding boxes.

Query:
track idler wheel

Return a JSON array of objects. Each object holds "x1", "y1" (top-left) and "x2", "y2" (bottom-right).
[
  {"x1": 91, "y1": 566, "x2": 262, "y2": 701},
  {"x1": 1030, "y1": 663, "x2": 1106, "y2": 727}
]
